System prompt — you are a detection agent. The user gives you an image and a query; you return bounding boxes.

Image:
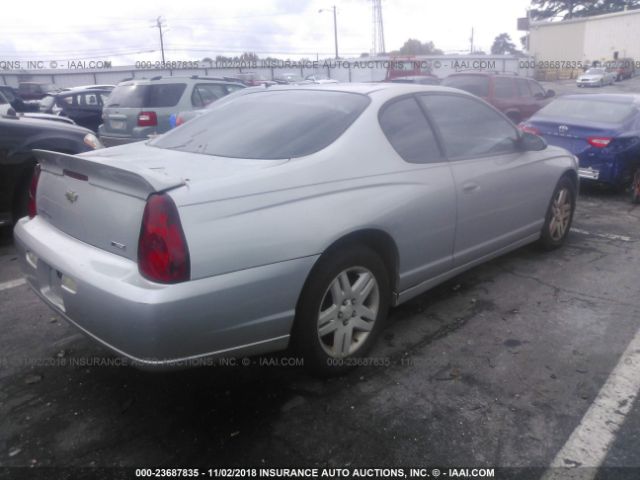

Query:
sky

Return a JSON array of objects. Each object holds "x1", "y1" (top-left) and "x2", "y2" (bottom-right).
[{"x1": 0, "y1": 0, "x2": 533, "y2": 65}]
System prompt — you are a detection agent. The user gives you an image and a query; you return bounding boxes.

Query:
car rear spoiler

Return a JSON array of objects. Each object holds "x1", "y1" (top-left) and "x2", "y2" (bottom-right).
[{"x1": 34, "y1": 149, "x2": 185, "y2": 199}]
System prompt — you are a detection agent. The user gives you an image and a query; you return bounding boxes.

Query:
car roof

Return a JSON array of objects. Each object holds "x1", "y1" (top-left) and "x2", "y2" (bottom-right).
[
  {"x1": 232, "y1": 82, "x2": 472, "y2": 98},
  {"x1": 560, "y1": 94, "x2": 640, "y2": 104}
]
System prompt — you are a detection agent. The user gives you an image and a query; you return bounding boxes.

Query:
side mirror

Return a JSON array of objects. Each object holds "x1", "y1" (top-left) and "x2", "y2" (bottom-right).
[
  {"x1": 545, "y1": 89, "x2": 555, "y2": 98},
  {"x1": 519, "y1": 131, "x2": 547, "y2": 151}
]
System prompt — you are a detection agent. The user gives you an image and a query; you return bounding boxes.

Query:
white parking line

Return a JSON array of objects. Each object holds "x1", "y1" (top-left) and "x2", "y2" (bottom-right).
[
  {"x1": 571, "y1": 227, "x2": 632, "y2": 242},
  {"x1": 541, "y1": 327, "x2": 640, "y2": 480},
  {"x1": 0, "y1": 278, "x2": 26, "y2": 292}
]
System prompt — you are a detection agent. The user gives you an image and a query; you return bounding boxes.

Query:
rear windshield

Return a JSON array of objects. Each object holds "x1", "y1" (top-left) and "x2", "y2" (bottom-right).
[
  {"x1": 150, "y1": 90, "x2": 370, "y2": 159},
  {"x1": 105, "y1": 83, "x2": 187, "y2": 108},
  {"x1": 537, "y1": 98, "x2": 636, "y2": 124},
  {"x1": 442, "y1": 75, "x2": 490, "y2": 97}
]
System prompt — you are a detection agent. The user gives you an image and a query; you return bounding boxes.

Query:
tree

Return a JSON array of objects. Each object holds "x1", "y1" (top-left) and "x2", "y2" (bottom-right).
[
  {"x1": 530, "y1": 0, "x2": 640, "y2": 20},
  {"x1": 491, "y1": 33, "x2": 519, "y2": 55},
  {"x1": 393, "y1": 38, "x2": 443, "y2": 56}
]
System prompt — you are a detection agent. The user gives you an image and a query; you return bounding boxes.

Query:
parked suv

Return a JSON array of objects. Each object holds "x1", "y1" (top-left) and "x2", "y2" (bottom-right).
[
  {"x1": 40, "y1": 88, "x2": 112, "y2": 132},
  {"x1": 442, "y1": 72, "x2": 554, "y2": 123},
  {"x1": 98, "y1": 76, "x2": 245, "y2": 147}
]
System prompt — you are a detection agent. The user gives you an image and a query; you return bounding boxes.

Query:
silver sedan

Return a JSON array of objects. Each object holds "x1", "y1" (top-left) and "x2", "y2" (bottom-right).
[{"x1": 14, "y1": 83, "x2": 578, "y2": 375}]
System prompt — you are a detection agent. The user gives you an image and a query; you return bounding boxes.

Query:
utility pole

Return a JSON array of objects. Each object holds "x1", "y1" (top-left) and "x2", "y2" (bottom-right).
[
  {"x1": 319, "y1": 6, "x2": 339, "y2": 59},
  {"x1": 156, "y1": 16, "x2": 166, "y2": 63},
  {"x1": 470, "y1": 27, "x2": 474, "y2": 54},
  {"x1": 332, "y1": 6, "x2": 338, "y2": 59}
]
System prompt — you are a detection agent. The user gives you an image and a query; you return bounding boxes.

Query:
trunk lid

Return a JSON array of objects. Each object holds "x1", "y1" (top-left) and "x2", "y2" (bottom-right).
[
  {"x1": 34, "y1": 145, "x2": 287, "y2": 260},
  {"x1": 528, "y1": 119, "x2": 621, "y2": 166}
]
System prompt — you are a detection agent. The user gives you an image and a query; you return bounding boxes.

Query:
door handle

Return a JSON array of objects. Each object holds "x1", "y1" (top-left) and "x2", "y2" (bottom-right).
[{"x1": 462, "y1": 182, "x2": 479, "y2": 193}]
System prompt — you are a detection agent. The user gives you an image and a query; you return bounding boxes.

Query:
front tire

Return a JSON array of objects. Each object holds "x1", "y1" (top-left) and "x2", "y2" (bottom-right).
[
  {"x1": 292, "y1": 244, "x2": 390, "y2": 376},
  {"x1": 539, "y1": 176, "x2": 576, "y2": 250}
]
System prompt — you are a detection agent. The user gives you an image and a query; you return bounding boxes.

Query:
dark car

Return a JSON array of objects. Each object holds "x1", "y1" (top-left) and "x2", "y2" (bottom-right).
[
  {"x1": 0, "y1": 112, "x2": 102, "y2": 227},
  {"x1": 17, "y1": 82, "x2": 59, "y2": 100},
  {"x1": 520, "y1": 94, "x2": 640, "y2": 192},
  {"x1": 39, "y1": 89, "x2": 112, "y2": 132},
  {"x1": 442, "y1": 72, "x2": 555, "y2": 123},
  {"x1": 0, "y1": 86, "x2": 39, "y2": 112}
]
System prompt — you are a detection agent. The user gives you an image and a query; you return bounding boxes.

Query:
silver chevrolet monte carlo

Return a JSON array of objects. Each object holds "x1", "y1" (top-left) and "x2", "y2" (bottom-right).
[{"x1": 14, "y1": 83, "x2": 578, "y2": 375}]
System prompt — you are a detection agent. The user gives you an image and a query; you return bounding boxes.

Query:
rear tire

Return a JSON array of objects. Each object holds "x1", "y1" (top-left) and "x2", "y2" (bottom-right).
[
  {"x1": 292, "y1": 244, "x2": 390, "y2": 377},
  {"x1": 539, "y1": 176, "x2": 576, "y2": 250}
]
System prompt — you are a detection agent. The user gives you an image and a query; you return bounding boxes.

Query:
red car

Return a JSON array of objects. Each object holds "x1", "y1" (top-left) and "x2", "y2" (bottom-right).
[{"x1": 442, "y1": 72, "x2": 555, "y2": 124}]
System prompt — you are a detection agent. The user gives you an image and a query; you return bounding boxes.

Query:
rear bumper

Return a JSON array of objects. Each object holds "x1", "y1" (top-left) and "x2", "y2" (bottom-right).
[{"x1": 14, "y1": 216, "x2": 317, "y2": 368}]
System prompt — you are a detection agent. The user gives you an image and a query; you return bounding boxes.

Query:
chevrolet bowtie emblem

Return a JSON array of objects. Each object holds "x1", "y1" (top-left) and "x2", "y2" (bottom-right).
[{"x1": 65, "y1": 190, "x2": 79, "y2": 203}]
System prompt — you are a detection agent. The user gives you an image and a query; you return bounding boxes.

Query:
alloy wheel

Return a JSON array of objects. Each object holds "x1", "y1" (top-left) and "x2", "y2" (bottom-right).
[
  {"x1": 316, "y1": 267, "x2": 380, "y2": 358},
  {"x1": 549, "y1": 187, "x2": 572, "y2": 241}
]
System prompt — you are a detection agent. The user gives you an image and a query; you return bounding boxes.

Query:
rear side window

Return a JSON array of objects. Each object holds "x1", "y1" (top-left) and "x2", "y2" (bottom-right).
[
  {"x1": 493, "y1": 77, "x2": 514, "y2": 99},
  {"x1": 516, "y1": 79, "x2": 532, "y2": 97},
  {"x1": 150, "y1": 90, "x2": 370, "y2": 159},
  {"x1": 191, "y1": 84, "x2": 228, "y2": 107},
  {"x1": 379, "y1": 97, "x2": 442, "y2": 164},
  {"x1": 442, "y1": 75, "x2": 489, "y2": 97},
  {"x1": 105, "y1": 83, "x2": 186, "y2": 108},
  {"x1": 419, "y1": 94, "x2": 519, "y2": 159}
]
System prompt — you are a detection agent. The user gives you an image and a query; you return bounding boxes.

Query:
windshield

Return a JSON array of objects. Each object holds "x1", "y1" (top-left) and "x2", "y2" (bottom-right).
[
  {"x1": 150, "y1": 90, "x2": 370, "y2": 159},
  {"x1": 585, "y1": 68, "x2": 605, "y2": 75},
  {"x1": 536, "y1": 98, "x2": 636, "y2": 124}
]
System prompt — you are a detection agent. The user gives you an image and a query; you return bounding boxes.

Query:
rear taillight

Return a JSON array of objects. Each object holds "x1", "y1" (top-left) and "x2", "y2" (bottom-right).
[
  {"x1": 519, "y1": 124, "x2": 540, "y2": 135},
  {"x1": 27, "y1": 164, "x2": 41, "y2": 219},
  {"x1": 138, "y1": 193, "x2": 190, "y2": 284},
  {"x1": 137, "y1": 111, "x2": 157, "y2": 127},
  {"x1": 587, "y1": 137, "x2": 612, "y2": 148}
]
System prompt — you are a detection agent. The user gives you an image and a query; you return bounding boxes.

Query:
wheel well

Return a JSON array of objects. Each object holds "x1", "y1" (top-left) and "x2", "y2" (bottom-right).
[
  {"x1": 321, "y1": 229, "x2": 400, "y2": 294},
  {"x1": 561, "y1": 169, "x2": 578, "y2": 191}
]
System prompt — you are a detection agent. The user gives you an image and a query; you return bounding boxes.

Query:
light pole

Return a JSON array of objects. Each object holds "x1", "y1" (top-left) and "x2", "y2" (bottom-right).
[{"x1": 319, "y1": 6, "x2": 338, "y2": 59}]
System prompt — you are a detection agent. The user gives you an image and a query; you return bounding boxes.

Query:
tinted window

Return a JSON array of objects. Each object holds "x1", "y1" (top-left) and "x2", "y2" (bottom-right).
[
  {"x1": 151, "y1": 90, "x2": 370, "y2": 159},
  {"x1": 536, "y1": 98, "x2": 636, "y2": 124},
  {"x1": 379, "y1": 97, "x2": 442, "y2": 164},
  {"x1": 494, "y1": 77, "x2": 515, "y2": 99},
  {"x1": 105, "y1": 83, "x2": 186, "y2": 108},
  {"x1": 516, "y1": 79, "x2": 532, "y2": 97},
  {"x1": 442, "y1": 75, "x2": 489, "y2": 97},
  {"x1": 191, "y1": 84, "x2": 228, "y2": 107},
  {"x1": 419, "y1": 94, "x2": 519, "y2": 158}
]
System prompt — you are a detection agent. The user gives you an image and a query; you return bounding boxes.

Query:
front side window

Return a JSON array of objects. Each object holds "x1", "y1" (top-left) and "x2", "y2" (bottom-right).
[
  {"x1": 419, "y1": 94, "x2": 519, "y2": 159},
  {"x1": 378, "y1": 97, "x2": 442, "y2": 164},
  {"x1": 516, "y1": 79, "x2": 532, "y2": 98},
  {"x1": 493, "y1": 77, "x2": 515, "y2": 99}
]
